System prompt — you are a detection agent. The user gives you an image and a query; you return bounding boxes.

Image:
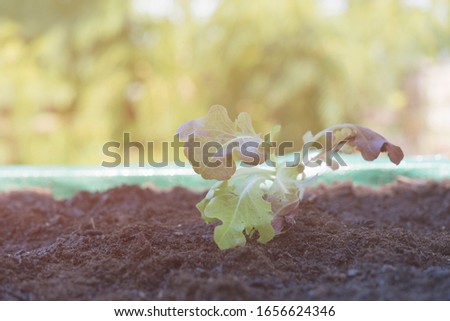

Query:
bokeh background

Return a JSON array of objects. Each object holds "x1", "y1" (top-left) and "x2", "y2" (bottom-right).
[{"x1": 0, "y1": 0, "x2": 449, "y2": 165}]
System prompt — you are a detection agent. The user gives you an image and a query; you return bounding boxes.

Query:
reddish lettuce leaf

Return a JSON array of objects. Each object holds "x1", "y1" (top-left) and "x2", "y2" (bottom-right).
[
  {"x1": 341, "y1": 125, "x2": 404, "y2": 165},
  {"x1": 305, "y1": 124, "x2": 404, "y2": 166}
]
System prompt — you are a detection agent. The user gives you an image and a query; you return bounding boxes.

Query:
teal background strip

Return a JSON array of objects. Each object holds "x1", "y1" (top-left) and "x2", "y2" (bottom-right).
[{"x1": 0, "y1": 155, "x2": 448, "y2": 199}]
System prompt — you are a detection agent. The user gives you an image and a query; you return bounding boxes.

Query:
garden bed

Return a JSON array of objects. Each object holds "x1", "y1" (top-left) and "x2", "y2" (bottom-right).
[{"x1": 1, "y1": 179, "x2": 449, "y2": 300}]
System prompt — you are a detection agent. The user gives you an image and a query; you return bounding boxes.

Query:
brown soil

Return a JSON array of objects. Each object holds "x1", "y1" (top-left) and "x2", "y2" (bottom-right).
[{"x1": 1, "y1": 180, "x2": 449, "y2": 300}]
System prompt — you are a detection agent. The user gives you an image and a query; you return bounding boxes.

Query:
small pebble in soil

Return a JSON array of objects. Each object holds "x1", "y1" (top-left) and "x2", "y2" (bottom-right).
[{"x1": 347, "y1": 269, "x2": 360, "y2": 277}]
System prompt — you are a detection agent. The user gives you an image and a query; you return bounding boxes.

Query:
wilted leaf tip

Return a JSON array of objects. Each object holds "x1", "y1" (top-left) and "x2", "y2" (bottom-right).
[
  {"x1": 382, "y1": 142, "x2": 404, "y2": 165},
  {"x1": 342, "y1": 125, "x2": 404, "y2": 165}
]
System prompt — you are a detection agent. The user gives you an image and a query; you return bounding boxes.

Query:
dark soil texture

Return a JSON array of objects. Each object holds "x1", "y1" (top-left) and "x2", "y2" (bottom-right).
[{"x1": 1, "y1": 179, "x2": 449, "y2": 300}]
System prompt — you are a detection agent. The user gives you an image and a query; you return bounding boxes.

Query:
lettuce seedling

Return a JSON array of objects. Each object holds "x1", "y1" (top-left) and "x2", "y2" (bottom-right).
[{"x1": 177, "y1": 106, "x2": 404, "y2": 250}]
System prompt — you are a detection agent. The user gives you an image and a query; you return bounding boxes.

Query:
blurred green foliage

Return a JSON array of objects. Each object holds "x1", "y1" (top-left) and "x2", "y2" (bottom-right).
[{"x1": 0, "y1": 0, "x2": 448, "y2": 164}]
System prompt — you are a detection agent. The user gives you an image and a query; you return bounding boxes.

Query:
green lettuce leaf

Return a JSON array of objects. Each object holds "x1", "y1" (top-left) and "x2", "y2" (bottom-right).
[
  {"x1": 177, "y1": 105, "x2": 265, "y2": 180},
  {"x1": 266, "y1": 163, "x2": 303, "y2": 233},
  {"x1": 197, "y1": 176, "x2": 275, "y2": 250}
]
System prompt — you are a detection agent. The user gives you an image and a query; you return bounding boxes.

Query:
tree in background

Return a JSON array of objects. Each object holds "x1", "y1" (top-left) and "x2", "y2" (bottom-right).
[
  {"x1": 0, "y1": 0, "x2": 448, "y2": 164},
  {"x1": 197, "y1": 0, "x2": 450, "y2": 150}
]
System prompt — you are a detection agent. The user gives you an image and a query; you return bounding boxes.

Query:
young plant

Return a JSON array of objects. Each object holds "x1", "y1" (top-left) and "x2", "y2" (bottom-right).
[{"x1": 177, "y1": 105, "x2": 404, "y2": 250}]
